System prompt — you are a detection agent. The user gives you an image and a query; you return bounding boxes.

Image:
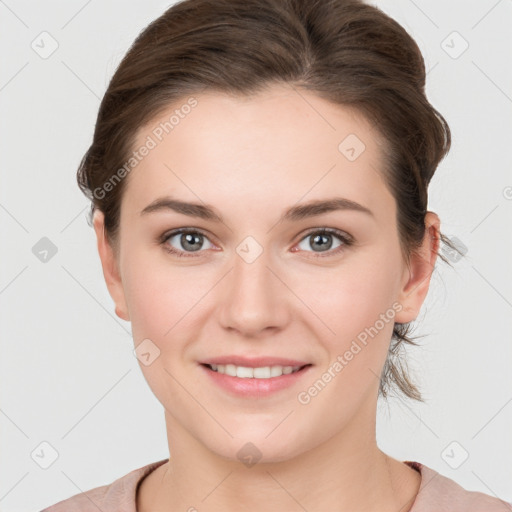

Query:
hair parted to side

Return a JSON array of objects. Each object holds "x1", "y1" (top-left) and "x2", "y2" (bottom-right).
[{"x1": 77, "y1": 0, "x2": 464, "y2": 402}]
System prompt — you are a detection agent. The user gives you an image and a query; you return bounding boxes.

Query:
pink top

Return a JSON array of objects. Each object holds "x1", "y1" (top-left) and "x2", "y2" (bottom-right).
[{"x1": 40, "y1": 459, "x2": 511, "y2": 511}]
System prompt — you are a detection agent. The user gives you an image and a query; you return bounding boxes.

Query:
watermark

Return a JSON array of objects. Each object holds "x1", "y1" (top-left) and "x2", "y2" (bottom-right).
[
  {"x1": 133, "y1": 338, "x2": 161, "y2": 366},
  {"x1": 32, "y1": 236, "x2": 58, "y2": 263},
  {"x1": 338, "y1": 133, "x2": 366, "y2": 162},
  {"x1": 441, "y1": 440, "x2": 469, "y2": 469},
  {"x1": 237, "y1": 441, "x2": 263, "y2": 468},
  {"x1": 93, "y1": 96, "x2": 198, "y2": 200},
  {"x1": 31, "y1": 441, "x2": 59, "y2": 469},
  {"x1": 441, "y1": 235, "x2": 468, "y2": 263},
  {"x1": 297, "y1": 301, "x2": 403, "y2": 405},
  {"x1": 31, "y1": 31, "x2": 59, "y2": 59},
  {"x1": 440, "y1": 31, "x2": 469, "y2": 60}
]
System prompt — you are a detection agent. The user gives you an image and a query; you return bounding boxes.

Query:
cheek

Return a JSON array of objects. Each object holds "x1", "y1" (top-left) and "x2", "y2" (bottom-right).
[
  {"x1": 121, "y1": 256, "x2": 202, "y2": 409},
  {"x1": 305, "y1": 258, "x2": 399, "y2": 339},
  {"x1": 303, "y1": 266, "x2": 399, "y2": 415},
  {"x1": 121, "y1": 247, "x2": 196, "y2": 336},
  {"x1": 124, "y1": 270, "x2": 171, "y2": 340}
]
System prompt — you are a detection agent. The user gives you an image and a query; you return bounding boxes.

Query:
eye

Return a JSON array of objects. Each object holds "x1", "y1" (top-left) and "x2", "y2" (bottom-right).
[
  {"x1": 160, "y1": 228, "x2": 215, "y2": 257},
  {"x1": 293, "y1": 228, "x2": 353, "y2": 257},
  {"x1": 159, "y1": 227, "x2": 354, "y2": 258}
]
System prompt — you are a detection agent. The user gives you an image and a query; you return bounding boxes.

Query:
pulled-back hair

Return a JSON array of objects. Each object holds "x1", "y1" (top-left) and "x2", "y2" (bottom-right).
[{"x1": 77, "y1": 0, "x2": 462, "y2": 402}]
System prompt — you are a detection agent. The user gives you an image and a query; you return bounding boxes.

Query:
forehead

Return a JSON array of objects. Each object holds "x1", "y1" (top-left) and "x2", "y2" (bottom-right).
[{"x1": 123, "y1": 84, "x2": 394, "y2": 223}]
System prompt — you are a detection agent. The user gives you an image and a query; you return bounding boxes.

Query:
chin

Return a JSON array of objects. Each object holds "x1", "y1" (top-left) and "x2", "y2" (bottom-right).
[{"x1": 205, "y1": 428, "x2": 304, "y2": 466}]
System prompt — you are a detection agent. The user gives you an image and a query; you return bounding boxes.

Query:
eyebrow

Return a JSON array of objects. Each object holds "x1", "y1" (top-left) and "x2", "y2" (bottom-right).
[{"x1": 140, "y1": 196, "x2": 374, "y2": 223}]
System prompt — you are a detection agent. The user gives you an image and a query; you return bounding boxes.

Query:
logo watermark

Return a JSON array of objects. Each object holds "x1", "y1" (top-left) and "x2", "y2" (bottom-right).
[
  {"x1": 93, "y1": 96, "x2": 198, "y2": 200},
  {"x1": 297, "y1": 301, "x2": 403, "y2": 405}
]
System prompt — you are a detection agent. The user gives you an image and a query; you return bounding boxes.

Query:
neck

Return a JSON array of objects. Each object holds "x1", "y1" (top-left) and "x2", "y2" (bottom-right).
[{"x1": 138, "y1": 405, "x2": 420, "y2": 512}]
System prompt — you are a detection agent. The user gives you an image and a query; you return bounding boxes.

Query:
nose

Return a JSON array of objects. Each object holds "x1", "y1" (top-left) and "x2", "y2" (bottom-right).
[{"x1": 217, "y1": 248, "x2": 291, "y2": 337}]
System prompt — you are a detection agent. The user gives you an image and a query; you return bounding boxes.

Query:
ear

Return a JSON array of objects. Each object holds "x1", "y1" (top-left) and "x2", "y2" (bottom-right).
[
  {"x1": 92, "y1": 210, "x2": 130, "y2": 321},
  {"x1": 394, "y1": 211, "x2": 440, "y2": 323}
]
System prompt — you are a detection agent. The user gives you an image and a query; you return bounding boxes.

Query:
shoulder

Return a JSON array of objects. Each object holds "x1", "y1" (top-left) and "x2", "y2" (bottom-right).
[
  {"x1": 405, "y1": 461, "x2": 512, "y2": 512},
  {"x1": 39, "y1": 459, "x2": 169, "y2": 512}
]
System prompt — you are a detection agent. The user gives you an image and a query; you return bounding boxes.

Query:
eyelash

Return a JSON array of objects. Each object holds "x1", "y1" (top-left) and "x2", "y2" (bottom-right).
[{"x1": 159, "y1": 227, "x2": 354, "y2": 259}]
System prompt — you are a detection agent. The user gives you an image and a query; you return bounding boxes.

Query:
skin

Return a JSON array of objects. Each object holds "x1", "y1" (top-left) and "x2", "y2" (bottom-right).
[{"x1": 93, "y1": 83, "x2": 440, "y2": 511}]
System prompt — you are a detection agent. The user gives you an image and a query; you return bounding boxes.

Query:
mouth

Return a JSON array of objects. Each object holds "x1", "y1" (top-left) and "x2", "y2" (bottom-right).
[
  {"x1": 201, "y1": 362, "x2": 312, "y2": 379},
  {"x1": 200, "y1": 361, "x2": 313, "y2": 397}
]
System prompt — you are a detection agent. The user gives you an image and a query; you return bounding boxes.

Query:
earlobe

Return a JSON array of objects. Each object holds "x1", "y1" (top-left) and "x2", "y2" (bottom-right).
[
  {"x1": 394, "y1": 212, "x2": 441, "y2": 324},
  {"x1": 92, "y1": 210, "x2": 130, "y2": 322}
]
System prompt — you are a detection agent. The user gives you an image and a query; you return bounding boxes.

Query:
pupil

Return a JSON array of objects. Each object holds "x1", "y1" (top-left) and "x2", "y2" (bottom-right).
[
  {"x1": 312, "y1": 233, "x2": 332, "y2": 252},
  {"x1": 182, "y1": 233, "x2": 202, "y2": 251}
]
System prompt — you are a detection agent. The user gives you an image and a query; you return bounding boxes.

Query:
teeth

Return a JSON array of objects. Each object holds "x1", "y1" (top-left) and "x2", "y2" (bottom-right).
[{"x1": 208, "y1": 364, "x2": 301, "y2": 378}]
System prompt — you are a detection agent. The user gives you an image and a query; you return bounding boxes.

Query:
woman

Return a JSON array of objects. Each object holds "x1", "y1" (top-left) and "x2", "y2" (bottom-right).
[{"x1": 41, "y1": 0, "x2": 510, "y2": 510}]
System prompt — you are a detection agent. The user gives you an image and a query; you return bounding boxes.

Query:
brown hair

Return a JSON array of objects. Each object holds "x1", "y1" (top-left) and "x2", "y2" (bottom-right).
[{"x1": 77, "y1": 0, "x2": 463, "y2": 402}]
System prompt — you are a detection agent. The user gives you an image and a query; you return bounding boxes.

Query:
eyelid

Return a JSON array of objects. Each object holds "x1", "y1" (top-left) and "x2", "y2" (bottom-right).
[{"x1": 298, "y1": 226, "x2": 354, "y2": 244}]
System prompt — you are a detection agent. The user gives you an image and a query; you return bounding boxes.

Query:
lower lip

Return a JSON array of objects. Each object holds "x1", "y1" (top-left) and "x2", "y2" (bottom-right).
[{"x1": 199, "y1": 364, "x2": 313, "y2": 398}]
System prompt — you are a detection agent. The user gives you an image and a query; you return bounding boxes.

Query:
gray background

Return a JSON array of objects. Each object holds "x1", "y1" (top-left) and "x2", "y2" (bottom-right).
[{"x1": 1, "y1": 0, "x2": 511, "y2": 510}]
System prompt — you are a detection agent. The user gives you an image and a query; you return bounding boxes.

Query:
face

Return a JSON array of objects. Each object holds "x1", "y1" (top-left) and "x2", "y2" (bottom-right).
[{"x1": 94, "y1": 84, "x2": 439, "y2": 463}]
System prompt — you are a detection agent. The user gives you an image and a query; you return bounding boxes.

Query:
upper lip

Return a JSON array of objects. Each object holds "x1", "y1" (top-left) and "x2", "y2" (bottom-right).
[{"x1": 200, "y1": 356, "x2": 311, "y2": 368}]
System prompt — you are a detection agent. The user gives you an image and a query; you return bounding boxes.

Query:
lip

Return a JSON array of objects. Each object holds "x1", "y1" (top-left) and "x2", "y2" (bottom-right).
[
  {"x1": 199, "y1": 362, "x2": 313, "y2": 398},
  {"x1": 199, "y1": 356, "x2": 311, "y2": 368}
]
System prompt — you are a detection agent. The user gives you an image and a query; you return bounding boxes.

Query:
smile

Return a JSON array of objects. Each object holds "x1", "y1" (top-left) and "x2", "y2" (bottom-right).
[
  {"x1": 205, "y1": 363, "x2": 306, "y2": 379},
  {"x1": 200, "y1": 362, "x2": 313, "y2": 398}
]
